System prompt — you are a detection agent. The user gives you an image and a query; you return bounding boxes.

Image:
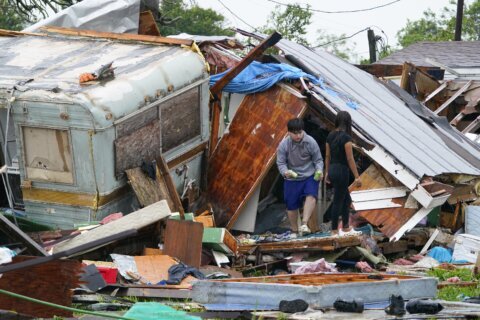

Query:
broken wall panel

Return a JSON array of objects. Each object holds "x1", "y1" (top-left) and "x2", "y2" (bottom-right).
[
  {"x1": 0, "y1": 256, "x2": 82, "y2": 318},
  {"x1": 351, "y1": 164, "x2": 418, "y2": 239},
  {"x1": 160, "y1": 87, "x2": 201, "y2": 152},
  {"x1": 207, "y1": 85, "x2": 308, "y2": 228},
  {"x1": 114, "y1": 120, "x2": 161, "y2": 175}
]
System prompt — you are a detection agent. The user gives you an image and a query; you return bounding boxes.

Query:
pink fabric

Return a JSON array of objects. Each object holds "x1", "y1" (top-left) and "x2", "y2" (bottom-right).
[
  {"x1": 355, "y1": 261, "x2": 374, "y2": 273},
  {"x1": 100, "y1": 212, "x2": 124, "y2": 225},
  {"x1": 294, "y1": 258, "x2": 338, "y2": 274},
  {"x1": 393, "y1": 258, "x2": 414, "y2": 265},
  {"x1": 408, "y1": 254, "x2": 424, "y2": 262},
  {"x1": 446, "y1": 276, "x2": 461, "y2": 283}
]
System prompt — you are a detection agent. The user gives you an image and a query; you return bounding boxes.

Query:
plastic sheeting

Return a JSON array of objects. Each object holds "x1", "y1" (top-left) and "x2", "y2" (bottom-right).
[
  {"x1": 24, "y1": 0, "x2": 140, "y2": 33},
  {"x1": 209, "y1": 61, "x2": 320, "y2": 94}
]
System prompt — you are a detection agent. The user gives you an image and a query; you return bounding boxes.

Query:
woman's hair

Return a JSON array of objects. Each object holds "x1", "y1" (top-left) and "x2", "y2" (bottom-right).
[
  {"x1": 287, "y1": 118, "x2": 304, "y2": 132},
  {"x1": 335, "y1": 111, "x2": 352, "y2": 136}
]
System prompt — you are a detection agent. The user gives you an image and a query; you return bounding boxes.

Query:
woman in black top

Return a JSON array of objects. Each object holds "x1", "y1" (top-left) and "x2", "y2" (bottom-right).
[{"x1": 325, "y1": 111, "x2": 362, "y2": 237}]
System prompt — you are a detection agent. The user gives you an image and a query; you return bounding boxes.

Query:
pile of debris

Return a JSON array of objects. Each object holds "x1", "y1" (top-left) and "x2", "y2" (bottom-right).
[{"x1": 1, "y1": 0, "x2": 480, "y2": 319}]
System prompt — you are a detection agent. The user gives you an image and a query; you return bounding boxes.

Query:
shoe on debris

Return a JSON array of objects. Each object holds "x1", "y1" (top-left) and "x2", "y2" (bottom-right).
[
  {"x1": 333, "y1": 298, "x2": 364, "y2": 313},
  {"x1": 385, "y1": 294, "x2": 406, "y2": 316},
  {"x1": 406, "y1": 299, "x2": 443, "y2": 314},
  {"x1": 299, "y1": 224, "x2": 311, "y2": 236},
  {"x1": 279, "y1": 299, "x2": 309, "y2": 313},
  {"x1": 339, "y1": 228, "x2": 362, "y2": 237}
]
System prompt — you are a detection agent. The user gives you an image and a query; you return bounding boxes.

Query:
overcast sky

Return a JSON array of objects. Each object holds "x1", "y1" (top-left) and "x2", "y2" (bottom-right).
[{"x1": 195, "y1": 0, "x2": 470, "y2": 62}]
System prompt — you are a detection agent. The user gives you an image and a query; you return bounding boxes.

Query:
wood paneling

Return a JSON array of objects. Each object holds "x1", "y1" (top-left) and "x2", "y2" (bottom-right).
[
  {"x1": 163, "y1": 219, "x2": 203, "y2": 267},
  {"x1": 207, "y1": 85, "x2": 308, "y2": 228}
]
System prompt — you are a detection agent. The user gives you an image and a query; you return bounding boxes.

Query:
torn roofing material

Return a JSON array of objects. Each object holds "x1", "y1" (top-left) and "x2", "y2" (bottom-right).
[
  {"x1": 374, "y1": 41, "x2": 480, "y2": 68},
  {"x1": 238, "y1": 30, "x2": 480, "y2": 178}
]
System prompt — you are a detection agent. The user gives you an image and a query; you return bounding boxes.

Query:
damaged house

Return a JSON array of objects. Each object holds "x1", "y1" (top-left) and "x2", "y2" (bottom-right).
[{"x1": 202, "y1": 30, "x2": 480, "y2": 255}]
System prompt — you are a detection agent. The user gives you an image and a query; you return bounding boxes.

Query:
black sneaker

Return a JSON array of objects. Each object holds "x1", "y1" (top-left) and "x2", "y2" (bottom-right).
[
  {"x1": 333, "y1": 298, "x2": 364, "y2": 313},
  {"x1": 406, "y1": 299, "x2": 443, "y2": 314},
  {"x1": 385, "y1": 294, "x2": 406, "y2": 316},
  {"x1": 279, "y1": 299, "x2": 309, "y2": 313}
]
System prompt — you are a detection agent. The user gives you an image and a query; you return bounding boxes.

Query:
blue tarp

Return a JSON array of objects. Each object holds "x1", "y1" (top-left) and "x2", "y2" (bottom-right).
[
  {"x1": 209, "y1": 61, "x2": 359, "y2": 110},
  {"x1": 209, "y1": 61, "x2": 319, "y2": 94}
]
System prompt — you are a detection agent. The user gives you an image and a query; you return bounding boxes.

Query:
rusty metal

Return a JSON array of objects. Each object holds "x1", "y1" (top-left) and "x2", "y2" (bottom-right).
[{"x1": 207, "y1": 85, "x2": 308, "y2": 228}]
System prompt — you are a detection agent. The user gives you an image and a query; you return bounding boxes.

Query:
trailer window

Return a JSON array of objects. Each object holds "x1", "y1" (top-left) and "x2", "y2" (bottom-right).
[{"x1": 22, "y1": 127, "x2": 74, "y2": 184}]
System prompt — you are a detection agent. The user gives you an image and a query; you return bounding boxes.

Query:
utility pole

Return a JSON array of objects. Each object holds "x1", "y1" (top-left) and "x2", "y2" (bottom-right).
[
  {"x1": 455, "y1": 0, "x2": 464, "y2": 41},
  {"x1": 367, "y1": 29, "x2": 377, "y2": 63}
]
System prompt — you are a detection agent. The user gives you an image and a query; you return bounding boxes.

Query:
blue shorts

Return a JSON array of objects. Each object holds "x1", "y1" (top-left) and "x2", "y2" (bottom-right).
[{"x1": 284, "y1": 175, "x2": 319, "y2": 210}]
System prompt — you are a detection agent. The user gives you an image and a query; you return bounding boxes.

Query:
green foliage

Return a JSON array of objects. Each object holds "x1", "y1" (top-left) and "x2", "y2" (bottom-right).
[
  {"x1": 159, "y1": 0, "x2": 233, "y2": 36},
  {"x1": 397, "y1": 0, "x2": 480, "y2": 47},
  {"x1": 426, "y1": 267, "x2": 480, "y2": 282},
  {"x1": 4, "y1": 0, "x2": 77, "y2": 23},
  {"x1": 0, "y1": 0, "x2": 28, "y2": 30},
  {"x1": 260, "y1": 3, "x2": 312, "y2": 46}
]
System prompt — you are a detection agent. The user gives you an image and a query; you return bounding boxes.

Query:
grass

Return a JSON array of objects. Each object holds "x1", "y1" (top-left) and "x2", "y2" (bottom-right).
[
  {"x1": 426, "y1": 267, "x2": 480, "y2": 282},
  {"x1": 427, "y1": 267, "x2": 480, "y2": 301}
]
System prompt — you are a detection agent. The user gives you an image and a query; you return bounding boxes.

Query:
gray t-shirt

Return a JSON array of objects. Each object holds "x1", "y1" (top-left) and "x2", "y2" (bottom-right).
[{"x1": 276, "y1": 131, "x2": 324, "y2": 180}]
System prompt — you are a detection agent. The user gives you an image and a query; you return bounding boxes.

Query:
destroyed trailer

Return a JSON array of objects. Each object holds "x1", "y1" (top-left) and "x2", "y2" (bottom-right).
[{"x1": 0, "y1": 28, "x2": 210, "y2": 229}]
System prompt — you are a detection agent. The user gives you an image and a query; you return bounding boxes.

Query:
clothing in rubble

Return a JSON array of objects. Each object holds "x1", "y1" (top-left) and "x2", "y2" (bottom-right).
[{"x1": 164, "y1": 262, "x2": 205, "y2": 285}]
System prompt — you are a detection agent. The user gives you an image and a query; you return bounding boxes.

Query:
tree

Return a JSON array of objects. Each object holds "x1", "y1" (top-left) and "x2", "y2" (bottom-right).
[
  {"x1": 0, "y1": 0, "x2": 28, "y2": 30},
  {"x1": 397, "y1": 0, "x2": 480, "y2": 48},
  {"x1": 261, "y1": 3, "x2": 312, "y2": 46},
  {"x1": 159, "y1": 0, "x2": 233, "y2": 36},
  {"x1": 5, "y1": 0, "x2": 78, "y2": 23},
  {"x1": 315, "y1": 30, "x2": 358, "y2": 61}
]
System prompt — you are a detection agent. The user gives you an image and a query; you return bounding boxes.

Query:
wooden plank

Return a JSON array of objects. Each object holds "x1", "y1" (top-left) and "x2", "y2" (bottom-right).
[
  {"x1": 139, "y1": 11, "x2": 161, "y2": 36},
  {"x1": 125, "y1": 167, "x2": 172, "y2": 209},
  {"x1": 163, "y1": 219, "x2": 203, "y2": 268},
  {"x1": 434, "y1": 80, "x2": 473, "y2": 115},
  {"x1": 351, "y1": 187, "x2": 408, "y2": 202},
  {"x1": 420, "y1": 229, "x2": 440, "y2": 255},
  {"x1": 210, "y1": 31, "x2": 281, "y2": 95},
  {"x1": 157, "y1": 154, "x2": 185, "y2": 217},
  {"x1": 209, "y1": 31, "x2": 281, "y2": 155},
  {"x1": 423, "y1": 81, "x2": 448, "y2": 104},
  {"x1": 207, "y1": 85, "x2": 308, "y2": 228},
  {"x1": 0, "y1": 214, "x2": 48, "y2": 256},
  {"x1": 353, "y1": 199, "x2": 402, "y2": 211},
  {"x1": 40, "y1": 26, "x2": 192, "y2": 46},
  {"x1": 53, "y1": 200, "x2": 171, "y2": 253}
]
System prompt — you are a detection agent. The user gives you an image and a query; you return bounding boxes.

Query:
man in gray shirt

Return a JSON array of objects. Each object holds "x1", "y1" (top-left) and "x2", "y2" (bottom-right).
[{"x1": 277, "y1": 118, "x2": 324, "y2": 235}]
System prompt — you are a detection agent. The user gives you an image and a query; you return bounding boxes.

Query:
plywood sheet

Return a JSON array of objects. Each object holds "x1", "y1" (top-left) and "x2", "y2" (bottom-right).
[
  {"x1": 115, "y1": 120, "x2": 161, "y2": 175},
  {"x1": 134, "y1": 255, "x2": 195, "y2": 288},
  {"x1": 207, "y1": 85, "x2": 308, "y2": 228}
]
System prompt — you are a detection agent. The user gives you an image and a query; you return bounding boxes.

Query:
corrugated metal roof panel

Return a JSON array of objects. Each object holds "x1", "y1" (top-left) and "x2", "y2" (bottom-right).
[{"x1": 272, "y1": 38, "x2": 480, "y2": 177}]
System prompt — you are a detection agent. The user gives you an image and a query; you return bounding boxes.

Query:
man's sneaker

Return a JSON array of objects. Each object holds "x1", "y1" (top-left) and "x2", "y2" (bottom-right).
[
  {"x1": 339, "y1": 228, "x2": 362, "y2": 237},
  {"x1": 299, "y1": 224, "x2": 311, "y2": 236}
]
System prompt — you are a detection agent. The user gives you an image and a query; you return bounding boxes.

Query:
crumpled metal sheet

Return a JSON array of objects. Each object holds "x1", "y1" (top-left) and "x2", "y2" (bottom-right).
[{"x1": 24, "y1": 0, "x2": 140, "y2": 34}]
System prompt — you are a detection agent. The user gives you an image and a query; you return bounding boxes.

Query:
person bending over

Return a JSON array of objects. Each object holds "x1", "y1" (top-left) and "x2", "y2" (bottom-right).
[{"x1": 277, "y1": 118, "x2": 324, "y2": 235}]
